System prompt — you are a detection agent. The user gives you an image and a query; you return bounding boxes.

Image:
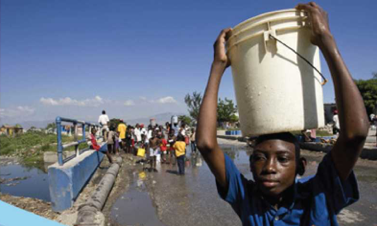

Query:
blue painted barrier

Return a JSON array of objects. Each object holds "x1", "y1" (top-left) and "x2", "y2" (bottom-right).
[
  {"x1": 48, "y1": 116, "x2": 105, "y2": 212},
  {"x1": 225, "y1": 130, "x2": 242, "y2": 136},
  {"x1": 48, "y1": 146, "x2": 105, "y2": 212},
  {"x1": 0, "y1": 200, "x2": 66, "y2": 226}
]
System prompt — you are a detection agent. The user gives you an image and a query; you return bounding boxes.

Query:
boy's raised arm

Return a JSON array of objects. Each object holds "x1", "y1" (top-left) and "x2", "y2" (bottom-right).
[
  {"x1": 297, "y1": 2, "x2": 369, "y2": 181},
  {"x1": 196, "y1": 28, "x2": 232, "y2": 189}
]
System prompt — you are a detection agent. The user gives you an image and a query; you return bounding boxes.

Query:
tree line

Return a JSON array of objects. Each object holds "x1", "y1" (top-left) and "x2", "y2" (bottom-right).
[
  {"x1": 184, "y1": 91, "x2": 238, "y2": 125},
  {"x1": 355, "y1": 72, "x2": 377, "y2": 116}
]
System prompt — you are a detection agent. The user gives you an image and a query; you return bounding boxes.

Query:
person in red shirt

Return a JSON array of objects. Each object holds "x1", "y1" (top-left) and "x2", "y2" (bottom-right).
[
  {"x1": 159, "y1": 132, "x2": 168, "y2": 163},
  {"x1": 90, "y1": 128, "x2": 113, "y2": 164}
]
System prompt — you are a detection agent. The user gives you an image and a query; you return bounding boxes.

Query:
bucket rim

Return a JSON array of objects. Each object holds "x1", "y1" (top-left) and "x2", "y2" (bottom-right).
[
  {"x1": 232, "y1": 8, "x2": 300, "y2": 33},
  {"x1": 227, "y1": 8, "x2": 307, "y2": 52}
]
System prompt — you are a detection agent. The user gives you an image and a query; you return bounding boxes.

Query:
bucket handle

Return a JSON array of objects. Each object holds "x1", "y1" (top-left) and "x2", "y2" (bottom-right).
[
  {"x1": 263, "y1": 26, "x2": 278, "y2": 52},
  {"x1": 268, "y1": 34, "x2": 328, "y2": 86}
]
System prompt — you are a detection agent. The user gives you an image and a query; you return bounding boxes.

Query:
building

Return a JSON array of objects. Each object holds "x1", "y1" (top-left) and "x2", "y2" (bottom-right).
[{"x1": 0, "y1": 125, "x2": 24, "y2": 136}]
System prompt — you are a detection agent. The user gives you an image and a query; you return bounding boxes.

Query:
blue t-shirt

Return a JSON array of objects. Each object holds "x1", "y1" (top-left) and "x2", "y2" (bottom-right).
[{"x1": 217, "y1": 153, "x2": 359, "y2": 226}]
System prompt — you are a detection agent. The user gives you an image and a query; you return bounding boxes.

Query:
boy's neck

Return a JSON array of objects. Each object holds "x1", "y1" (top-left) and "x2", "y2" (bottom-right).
[{"x1": 262, "y1": 185, "x2": 295, "y2": 210}]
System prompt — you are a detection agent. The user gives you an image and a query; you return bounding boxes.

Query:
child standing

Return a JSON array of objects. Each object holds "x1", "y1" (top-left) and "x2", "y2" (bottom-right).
[
  {"x1": 167, "y1": 128, "x2": 176, "y2": 164},
  {"x1": 125, "y1": 126, "x2": 132, "y2": 154},
  {"x1": 173, "y1": 134, "x2": 186, "y2": 175},
  {"x1": 107, "y1": 127, "x2": 115, "y2": 154},
  {"x1": 114, "y1": 131, "x2": 120, "y2": 155},
  {"x1": 190, "y1": 128, "x2": 196, "y2": 153},
  {"x1": 149, "y1": 133, "x2": 161, "y2": 172},
  {"x1": 159, "y1": 132, "x2": 168, "y2": 163}
]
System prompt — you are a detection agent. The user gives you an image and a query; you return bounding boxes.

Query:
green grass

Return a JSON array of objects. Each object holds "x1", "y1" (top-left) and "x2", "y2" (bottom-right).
[{"x1": 0, "y1": 132, "x2": 82, "y2": 161}]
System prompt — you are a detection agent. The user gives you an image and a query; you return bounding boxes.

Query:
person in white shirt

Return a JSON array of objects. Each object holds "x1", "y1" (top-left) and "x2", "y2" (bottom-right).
[
  {"x1": 134, "y1": 124, "x2": 142, "y2": 145},
  {"x1": 333, "y1": 110, "x2": 340, "y2": 135},
  {"x1": 141, "y1": 124, "x2": 149, "y2": 145},
  {"x1": 179, "y1": 123, "x2": 186, "y2": 136},
  {"x1": 98, "y1": 110, "x2": 110, "y2": 139}
]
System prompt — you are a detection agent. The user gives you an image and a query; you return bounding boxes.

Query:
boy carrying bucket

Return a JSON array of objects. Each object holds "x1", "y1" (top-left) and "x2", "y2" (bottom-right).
[{"x1": 196, "y1": 2, "x2": 368, "y2": 226}]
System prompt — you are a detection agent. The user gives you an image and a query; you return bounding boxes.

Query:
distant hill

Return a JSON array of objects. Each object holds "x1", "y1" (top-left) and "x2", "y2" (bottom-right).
[{"x1": 17, "y1": 120, "x2": 55, "y2": 130}]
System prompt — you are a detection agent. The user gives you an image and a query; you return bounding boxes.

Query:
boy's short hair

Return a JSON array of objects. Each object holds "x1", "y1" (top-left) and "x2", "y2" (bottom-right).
[
  {"x1": 253, "y1": 132, "x2": 300, "y2": 162},
  {"x1": 102, "y1": 110, "x2": 106, "y2": 114},
  {"x1": 177, "y1": 134, "x2": 185, "y2": 141}
]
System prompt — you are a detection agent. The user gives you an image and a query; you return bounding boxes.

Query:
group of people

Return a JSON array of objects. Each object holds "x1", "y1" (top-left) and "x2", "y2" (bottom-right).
[{"x1": 93, "y1": 110, "x2": 197, "y2": 175}]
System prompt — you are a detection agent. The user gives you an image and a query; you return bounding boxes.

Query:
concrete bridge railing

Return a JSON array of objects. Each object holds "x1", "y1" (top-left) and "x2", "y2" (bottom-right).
[{"x1": 48, "y1": 116, "x2": 106, "y2": 212}]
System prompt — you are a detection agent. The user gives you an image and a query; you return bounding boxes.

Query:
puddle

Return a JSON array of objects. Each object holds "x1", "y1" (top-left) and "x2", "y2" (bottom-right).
[
  {"x1": 110, "y1": 171, "x2": 165, "y2": 226},
  {"x1": 0, "y1": 162, "x2": 51, "y2": 201}
]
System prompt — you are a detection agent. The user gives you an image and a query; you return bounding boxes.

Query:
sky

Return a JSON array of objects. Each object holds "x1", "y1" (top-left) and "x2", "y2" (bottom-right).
[{"x1": 1, "y1": 0, "x2": 376, "y2": 126}]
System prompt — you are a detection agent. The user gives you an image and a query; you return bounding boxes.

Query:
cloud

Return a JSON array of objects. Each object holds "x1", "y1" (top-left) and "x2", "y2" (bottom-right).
[
  {"x1": 135, "y1": 96, "x2": 177, "y2": 104},
  {"x1": 0, "y1": 106, "x2": 35, "y2": 118},
  {"x1": 40, "y1": 95, "x2": 104, "y2": 107},
  {"x1": 124, "y1": 100, "x2": 135, "y2": 106},
  {"x1": 39, "y1": 95, "x2": 177, "y2": 108},
  {"x1": 156, "y1": 96, "x2": 177, "y2": 104}
]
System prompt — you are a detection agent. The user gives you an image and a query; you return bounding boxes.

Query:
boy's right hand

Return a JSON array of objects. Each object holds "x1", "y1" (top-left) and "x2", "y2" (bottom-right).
[{"x1": 213, "y1": 28, "x2": 232, "y2": 68}]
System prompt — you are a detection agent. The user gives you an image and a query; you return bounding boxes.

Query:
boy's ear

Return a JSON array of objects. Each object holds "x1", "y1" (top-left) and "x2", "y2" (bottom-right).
[{"x1": 297, "y1": 157, "x2": 307, "y2": 176}]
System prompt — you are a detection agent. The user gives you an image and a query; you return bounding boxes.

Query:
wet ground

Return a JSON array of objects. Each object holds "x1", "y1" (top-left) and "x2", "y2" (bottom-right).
[
  {"x1": 107, "y1": 139, "x2": 377, "y2": 226},
  {"x1": 0, "y1": 158, "x2": 51, "y2": 201}
]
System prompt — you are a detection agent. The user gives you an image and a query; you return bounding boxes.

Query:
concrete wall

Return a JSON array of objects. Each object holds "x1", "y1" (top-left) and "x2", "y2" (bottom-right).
[
  {"x1": 48, "y1": 144, "x2": 106, "y2": 212},
  {"x1": 44, "y1": 151, "x2": 76, "y2": 163}
]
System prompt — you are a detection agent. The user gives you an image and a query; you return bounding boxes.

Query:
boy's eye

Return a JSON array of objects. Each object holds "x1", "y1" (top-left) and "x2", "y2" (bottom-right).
[
  {"x1": 278, "y1": 156, "x2": 289, "y2": 163},
  {"x1": 253, "y1": 154, "x2": 266, "y2": 161}
]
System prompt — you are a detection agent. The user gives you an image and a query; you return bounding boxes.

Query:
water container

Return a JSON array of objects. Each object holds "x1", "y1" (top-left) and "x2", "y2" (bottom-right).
[
  {"x1": 227, "y1": 9, "x2": 325, "y2": 137},
  {"x1": 171, "y1": 115, "x2": 178, "y2": 125},
  {"x1": 150, "y1": 118, "x2": 156, "y2": 127}
]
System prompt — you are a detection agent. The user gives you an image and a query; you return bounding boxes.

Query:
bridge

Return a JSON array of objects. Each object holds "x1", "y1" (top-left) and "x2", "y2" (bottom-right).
[{"x1": 0, "y1": 116, "x2": 121, "y2": 226}]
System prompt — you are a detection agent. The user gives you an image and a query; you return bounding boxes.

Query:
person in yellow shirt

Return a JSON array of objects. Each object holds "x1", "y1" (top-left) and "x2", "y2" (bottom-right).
[
  {"x1": 117, "y1": 120, "x2": 127, "y2": 152},
  {"x1": 173, "y1": 134, "x2": 186, "y2": 175}
]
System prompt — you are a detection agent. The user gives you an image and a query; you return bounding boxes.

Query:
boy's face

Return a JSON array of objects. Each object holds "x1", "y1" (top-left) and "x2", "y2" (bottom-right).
[{"x1": 251, "y1": 139, "x2": 296, "y2": 198}]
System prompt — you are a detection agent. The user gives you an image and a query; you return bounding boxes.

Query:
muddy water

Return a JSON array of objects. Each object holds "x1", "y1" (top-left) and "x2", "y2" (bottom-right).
[
  {"x1": 110, "y1": 170, "x2": 165, "y2": 226},
  {"x1": 0, "y1": 160, "x2": 51, "y2": 201},
  {"x1": 110, "y1": 144, "x2": 377, "y2": 226}
]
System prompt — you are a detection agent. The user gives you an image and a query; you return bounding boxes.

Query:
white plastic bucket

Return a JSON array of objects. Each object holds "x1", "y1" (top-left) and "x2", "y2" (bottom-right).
[
  {"x1": 150, "y1": 118, "x2": 156, "y2": 127},
  {"x1": 227, "y1": 9, "x2": 325, "y2": 137},
  {"x1": 171, "y1": 115, "x2": 178, "y2": 125}
]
